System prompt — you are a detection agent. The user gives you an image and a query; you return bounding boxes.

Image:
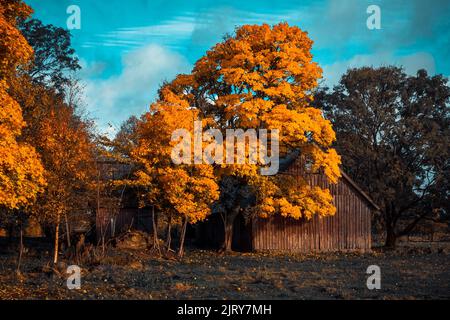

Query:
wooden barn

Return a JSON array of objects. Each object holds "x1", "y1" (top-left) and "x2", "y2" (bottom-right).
[
  {"x1": 94, "y1": 159, "x2": 154, "y2": 241},
  {"x1": 197, "y1": 154, "x2": 379, "y2": 253}
]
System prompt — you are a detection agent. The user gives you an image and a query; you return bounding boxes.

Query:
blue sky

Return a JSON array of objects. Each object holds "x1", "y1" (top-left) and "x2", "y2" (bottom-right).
[{"x1": 28, "y1": 0, "x2": 450, "y2": 135}]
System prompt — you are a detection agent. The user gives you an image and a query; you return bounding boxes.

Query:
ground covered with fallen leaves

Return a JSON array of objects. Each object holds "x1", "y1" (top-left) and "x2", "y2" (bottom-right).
[{"x1": 0, "y1": 240, "x2": 449, "y2": 300}]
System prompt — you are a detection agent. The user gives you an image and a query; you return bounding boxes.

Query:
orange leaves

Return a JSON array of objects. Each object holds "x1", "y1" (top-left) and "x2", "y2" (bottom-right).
[
  {"x1": 221, "y1": 67, "x2": 246, "y2": 86},
  {"x1": 157, "y1": 166, "x2": 219, "y2": 223},
  {"x1": 198, "y1": 23, "x2": 340, "y2": 219},
  {"x1": 131, "y1": 82, "x2": 219, "y2": 224},
  {"x1": 32, "y1": 102, "x2": 97, "y2": 223},
  {"x1": 194, "y1": 22, "x2": 322, "y2": 108},
  {"x1": 134, "y1": 94, "x2": 200, "y2": 168},
  {"x1": 0, "y1": 0, "x2": 95, "y2": 223},
  {"x1": 222, "y1": 97, "x2": 274, "y2": 127},
  {"x1": 0, "y1": 137, "x2": 46, "y2": 209},
  {"x1": 131, "y1": 22, "x2": 341, "y2": 225},
  {"x1": 251, "y1": 176, "x2": 336, "y2": 220},
  {"x1": 0, "y1": 80, "x2": 25, "y2": 136},
  {"x1": 0, "y1": 3, "x2": 45, "y2": 210},
  {"x1": 0, "y1": 1, "x2": 33, "y2": 77},
  {"x1": 0, "y1": 0, "x2": 33, "y2": 21},
  {"x1": 302, "y1": 144, "x2": 341, "y2": 184},
  {"x1": 0, "y1": 85, "x2": 46, "y2": 209},
  {"x1": 39, "y1": 105, "x2": 94, "y2": 179}
]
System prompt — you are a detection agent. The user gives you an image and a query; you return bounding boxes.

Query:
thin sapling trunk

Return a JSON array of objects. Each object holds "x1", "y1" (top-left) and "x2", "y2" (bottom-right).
[
  {"x1": 165, "y1": 212, "x2": 173, "y2": 252},
  {"x1": 178, "y1": 218, "x2": 188, "y2": 258},
  {"x1": 53, "y1": 213, "x2": 61, "y2": 265}
]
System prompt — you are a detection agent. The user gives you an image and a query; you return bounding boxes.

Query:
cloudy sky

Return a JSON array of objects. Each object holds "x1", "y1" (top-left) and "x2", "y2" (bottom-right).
[{"x1": 28, "y1": 0, "x2": 450, "y2": 135}]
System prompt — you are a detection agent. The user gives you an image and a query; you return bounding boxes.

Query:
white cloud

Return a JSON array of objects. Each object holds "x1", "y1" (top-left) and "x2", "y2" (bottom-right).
[
  {"x1": 190, "y1": 7, "x2": 300, "y2": 46},
  {"x1": 93, "y1": 14, "x2": 198, "y2": 49},
  {"x1": 78, "y1": 59, "x2": 107, "y2": 78},
  {"x1": 92, "y1": 8, "x2": 303, "y2": 50},
  {"x1": 83, "y1": 44, "x2": 191, "y2": 135},
  {"x1": 322, "y1": 51, "x2": 436, "y2": 87}
]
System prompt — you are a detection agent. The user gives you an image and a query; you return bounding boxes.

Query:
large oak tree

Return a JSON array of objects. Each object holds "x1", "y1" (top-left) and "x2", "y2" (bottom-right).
[
  {"x1": 130, "y1": 23, "x2": 341, "y2": 252},
  {"x1": 315, "y1": 67, "x2": 450, "y2": 247}
]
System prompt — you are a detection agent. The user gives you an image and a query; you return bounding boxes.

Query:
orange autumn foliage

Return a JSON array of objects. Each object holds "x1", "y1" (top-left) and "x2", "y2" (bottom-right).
[
  {"x1": 123, "y1": 23, "x2": 341, "y2": 253},
  {"x1": 0, "y1": 0, "x2": 45, "y2": 209},
  {"x1": 131, "y1": 91, "x2": 219, "y2": 225},
  {"x1": 35, "y1": 104, "x2": 96, "y2": 221},
  {"x1": 132, "y1": 23, "x2": 341, "y2": 223},
  {"x1": 191, "y1": 23, "x2": 341, "y2": 220},
  {"x1": 0, "y1": 0, "x2": 33, "y2": 74}
]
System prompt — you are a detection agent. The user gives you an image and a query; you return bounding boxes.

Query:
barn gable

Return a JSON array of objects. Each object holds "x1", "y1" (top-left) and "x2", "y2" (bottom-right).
[
  {"x1": 250, "y1": 155, "x2": 378, "y2": 253},
  {"x1": 197, "y1": 154, "x2": 379, "y2": 253}
]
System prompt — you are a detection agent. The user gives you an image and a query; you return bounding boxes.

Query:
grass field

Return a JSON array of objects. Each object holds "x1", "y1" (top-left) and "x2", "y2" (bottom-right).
[{"x1": 0, "y1": 240, "x2": 449, "y2": 300}]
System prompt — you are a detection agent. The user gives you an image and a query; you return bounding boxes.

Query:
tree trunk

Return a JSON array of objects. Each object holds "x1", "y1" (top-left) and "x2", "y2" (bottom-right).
[
  {"x1": 178, "y1": 218, "x2": 188, "y2": 258},
  {"x1": 383, "y1": 203, "x2": 398, "y2": 248},
  {"x1": 223, "y1": 223, "x2": 233, "y2": 252},
  {"x1": 53, "y1": 214, "x2": 61, "y2": 265},
  {"x1": 165, "y1": 213, "x2": 172, "y2": 252},
  {"x1": 97, "y1": 167, "x2": 104, "y2": 255},
  {"x1": 220, "y1": 207, "x2": 240, "y2": 253},
  {"x1": 64, "y1": 212, "x2": 71, "y2": 248},
  {"x1": 101, "y1": 226, "x2": 106, "y2": 255},
  {"x1": 385, "y1": 227, "x2": 397, "y2": 248},
  {"x1": 16, "y1": 226, "x2": 23, "y2": 273},
  {"x1": 152, "y1": 206, "x2": 159, "y2": 249}
]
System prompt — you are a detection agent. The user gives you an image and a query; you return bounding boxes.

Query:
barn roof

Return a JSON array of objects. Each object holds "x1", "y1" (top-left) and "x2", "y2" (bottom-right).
[
  {"x1": 279, "y1": 151, "x2": 380, "y2": 211},
  {"x1": 339, "y1": 171, "x2": 380, "y2": 211}
]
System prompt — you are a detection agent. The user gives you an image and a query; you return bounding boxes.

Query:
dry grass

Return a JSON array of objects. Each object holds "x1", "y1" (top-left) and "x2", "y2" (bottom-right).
[{"x1": 0, "y1": 243, "x2": 449, "y2": 300}]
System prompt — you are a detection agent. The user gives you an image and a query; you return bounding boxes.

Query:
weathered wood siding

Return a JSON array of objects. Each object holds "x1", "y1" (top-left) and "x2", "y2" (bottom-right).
[
  {"x1": 196, "y1": 157, "x2": 374, "y2": 253},
  {"x1": 252, "y1": 158, "x2": 372, "y2": 252},
  {"x1": 96, "y1": 208, "x2": 153, "y2": 241}
]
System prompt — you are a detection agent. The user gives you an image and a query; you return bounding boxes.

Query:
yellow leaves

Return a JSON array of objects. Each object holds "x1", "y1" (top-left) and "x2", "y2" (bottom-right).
[
  {"x1": 131, "y1": 83, "x2": 219, "y2": 224},
  {"x1": 194, "y1": 23, "x2": 322, "y2": 108},
  {"x1": 135, "y1": 165, "x2": 219, "y2": 224},
  {"x1": 302, "y1": 108, "x2": 336, "y2": 146},
  {"x1": 278, "y1": 197, "x2": 302, "y2": 219},
  {"x1": 260, "y1": 102, "x2": 341, "y2": 189},
  {"x1": 0, "y1": 134, "x2": 46, "y2": 209},
  {"x1": 0, "y1": 49, "x2": 45, "y2": 210},
  {"x1": 297, "y1": 186, "x2": 336, "y2": 219},
  {"x1": 0, "y1": 80, "x2": 25, "y2": 136},
  {"x1": 304, "y1": 144, "x2": 341, "y2": 184},
  {"x1": 0, "y1": 2, "x2": 33, "y2": 77},
  {"x1": 259, "y1": 198, "x2": 276, "y2": 218},
  {"x1": 0, "y1": 1, "x2": 47, "y2": 210},
  {"x1": 256, "y1": 184, "x2": 336, "y2": 220},
  {"x1": 129, "y1": 22, "x2": 341, "y2": 227},
  {"x1": 250, "y1": 174, "x2": 337, "y2": 220},
  {"x1": 33, "y1": 103, "x2": 96, "y2": 218},
  {"x1": 321, "y1": 149, "x2": 341, "y2": 184},
  {"x1": 0, "y1": 1, "x2": 95, "y2": 218}
]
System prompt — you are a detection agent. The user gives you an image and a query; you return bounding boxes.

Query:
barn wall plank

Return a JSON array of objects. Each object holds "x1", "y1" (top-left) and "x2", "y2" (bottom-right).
[{"x1": 247, "y1": 156, "x2": 373, "y2": 253}]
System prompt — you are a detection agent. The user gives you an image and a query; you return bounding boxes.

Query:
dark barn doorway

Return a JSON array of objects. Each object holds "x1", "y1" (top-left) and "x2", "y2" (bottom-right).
[{"x1": 232, "y1": 213, "x2": 252, "y2": 252}]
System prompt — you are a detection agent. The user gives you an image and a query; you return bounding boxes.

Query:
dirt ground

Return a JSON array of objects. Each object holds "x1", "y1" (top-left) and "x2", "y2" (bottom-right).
[{"x1": 0, "y1": 240, "x2": 449, "y2": 300}]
